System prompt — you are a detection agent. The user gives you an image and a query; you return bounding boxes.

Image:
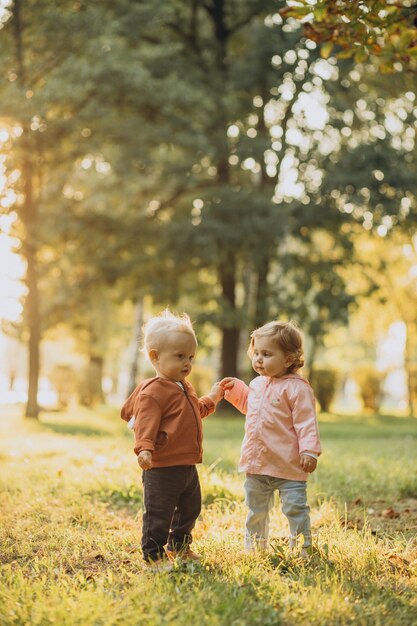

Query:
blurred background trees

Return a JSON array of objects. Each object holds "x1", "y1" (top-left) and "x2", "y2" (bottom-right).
[{"x1": 0, "y1": 0, "x2": 416, "y2": 416}]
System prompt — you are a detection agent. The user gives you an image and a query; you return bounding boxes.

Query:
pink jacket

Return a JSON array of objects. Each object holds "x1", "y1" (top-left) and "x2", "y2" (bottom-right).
[{"x1": 225, "y1": 374, "x2": 321, "y2": 481}]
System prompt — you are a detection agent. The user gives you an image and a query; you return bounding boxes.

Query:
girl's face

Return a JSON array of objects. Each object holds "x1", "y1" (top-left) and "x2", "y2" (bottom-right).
[{"x1": 251, "y1": 335, "x2": 294, "y2": 378}]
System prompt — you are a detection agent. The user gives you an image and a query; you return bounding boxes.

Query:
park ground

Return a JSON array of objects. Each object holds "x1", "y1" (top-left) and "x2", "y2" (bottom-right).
[{"x1": 0, "y1": 405, "x2": 416, "y2": 626}]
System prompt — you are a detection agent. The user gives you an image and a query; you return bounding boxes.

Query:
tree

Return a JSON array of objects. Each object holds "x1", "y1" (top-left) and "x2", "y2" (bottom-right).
[
  {"x1": 354, "y1": 231, "x2": 417, "y2": 417},
  {"x1": 94, "y1": 0, "x2": 284, "y2": 379},
  {"x1": 131, "y1": 0, "x2": 362, "y2": 379},
  {"x1": 280, "y1": 0, "x2": 417, "y2": 73},
  {"x1": 314, "y1": 61, "x2": 417, "y2": 412},
  {"x1": 0, "y1": 0, "x2": 127, "y2": 415}
]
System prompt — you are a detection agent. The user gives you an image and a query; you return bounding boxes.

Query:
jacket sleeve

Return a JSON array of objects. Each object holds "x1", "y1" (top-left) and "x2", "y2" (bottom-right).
[
  {"x1": 197, "y1": 396, "x2": 216, "y2": 418},
  {"x1": 132, "y1": 393, "x2": 163, "y2": 455},
  {"x1": 224, "y1": 378, "x2": 249, "y2": 414},
  {"x1": 290, "y1": 384, "x2": 321, "y2": 456},
  {"x1": 120, "y1": 386, "x2": 139, "y2": 422}
]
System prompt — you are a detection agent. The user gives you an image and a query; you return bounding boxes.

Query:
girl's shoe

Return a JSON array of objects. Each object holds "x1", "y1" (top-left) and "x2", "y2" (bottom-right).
[{"x1": 300, "y1": 547, "x2": 313, "y2": 560}]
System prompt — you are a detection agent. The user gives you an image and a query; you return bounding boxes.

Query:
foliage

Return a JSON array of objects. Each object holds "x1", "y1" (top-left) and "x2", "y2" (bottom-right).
[
  {"x1": 409, "y1": 363, "x2": 417, "y2": 407},
  {"x1": 345, "y1": 231, "x2": 417, "y2": 417},
  {"x1": 1, "y1": 0, "x2": 417, "y2": 406},
  {"x1": 354, "y1": 365, "x2": 385, "y2": 412},
  {"x1": 49, "y1": 364, "x2": 77, "y2": 408},
  {"x1": 76, "y1": 359, "x2": 105, "y2": 407},
  {"x1": 0, "y1": 0, "x2": 125, "y2": 415},
  {"x1": 281, "y1": 0, "x2": 417, "y2": 72},
  {"x1": 188, "y1": 364, "x2": 217, "y2": 398},
  {"x1": 310, "y1": 367, "x2": 339, "y2": 412}
]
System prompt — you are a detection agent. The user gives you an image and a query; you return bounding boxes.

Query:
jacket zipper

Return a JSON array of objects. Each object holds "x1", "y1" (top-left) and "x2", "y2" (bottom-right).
[
  {"x1": 182, "y1": 385, "x2": 201, "y2": 453},
  {"x1": 252, "y1": 378, "x2": 271, "y2": 467}
]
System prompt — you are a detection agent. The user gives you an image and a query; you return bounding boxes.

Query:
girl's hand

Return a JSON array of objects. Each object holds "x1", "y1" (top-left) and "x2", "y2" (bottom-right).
[
  {"x1": 300, "y1": 454, "x2": 317, "y2": 473},
  {"x1": 208, "y1": 382, "x2": 224, "y2": 404},
  {"x1": 138, "y1": 450, "x2": 153, "y2": 470},
  {"x1": 219, "y1": 377, "x2": 236, "y2": 391}
]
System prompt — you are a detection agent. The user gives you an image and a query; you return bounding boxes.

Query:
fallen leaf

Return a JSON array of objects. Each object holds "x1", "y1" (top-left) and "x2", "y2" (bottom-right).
[
  {"x1": 382, "y1": 507, "x2": 400, "y2": 519},
  {"x1": 386, "y1": 554, "x2": 410, "y2": 574}
]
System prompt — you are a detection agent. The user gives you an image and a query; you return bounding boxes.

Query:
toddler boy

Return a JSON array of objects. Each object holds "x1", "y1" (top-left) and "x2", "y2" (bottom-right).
[{"x1": 121, "y1": 310, "x2": 223, "y2": 572}]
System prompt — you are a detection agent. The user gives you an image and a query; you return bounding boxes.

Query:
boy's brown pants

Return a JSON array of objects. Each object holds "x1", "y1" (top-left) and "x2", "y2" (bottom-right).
[{"x1": 141, "y1": 465, "x2": 201, "y2": 562}]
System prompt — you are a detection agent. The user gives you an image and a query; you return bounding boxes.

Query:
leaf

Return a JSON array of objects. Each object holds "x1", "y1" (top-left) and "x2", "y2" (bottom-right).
[
  {"x1": 279, "y1": 7, "x2": 312, "y2": 19},
  {"x1": 314, "y1": 8, "x2": 327, "y2": 23},
  {"x1": 303, "y1": 23, "x2": 320, "y2": 42},
  {"x1": 386, "y1": 553, "x2": 410, "y2": 573},
  {"x1": 321, "y1": 41, "x2": 334, "y2": 59},
  {"x1": 399, "y1": 30, "x2": 415, "y2": 49},
  {"x1": 337, "y1": 49, "x2": 355, "y2": 59},
  {"x1": 382, "y1": 507, "x2": 400, "y2": 519},
  {"x1": 354, "y1": 48, "x2": 368, "y2": 64},
  {"x1": 379, "y1": 63, "x2": 395, "y2": 74}
]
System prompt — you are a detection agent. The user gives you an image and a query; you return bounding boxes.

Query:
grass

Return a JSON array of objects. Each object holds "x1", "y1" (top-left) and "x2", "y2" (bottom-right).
[{"x1": 0, "y1": 405, "x2": 416, "y2": 625}]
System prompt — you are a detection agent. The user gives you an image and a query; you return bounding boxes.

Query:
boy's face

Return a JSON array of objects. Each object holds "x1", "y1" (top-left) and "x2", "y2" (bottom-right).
[{"x1": 150, "y1": 331, "x2": 197, "y2": 382}]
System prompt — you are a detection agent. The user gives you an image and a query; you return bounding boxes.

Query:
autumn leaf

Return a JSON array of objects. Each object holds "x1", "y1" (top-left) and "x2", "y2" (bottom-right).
[
  {"x1": 321, "y1": 41, "x2": 334, "y2": 59},
  {"x1": 354, "y1": 48, "x2": 368, "y2": 63},
  {"x1": 386, "y1": 553, "x2": 411, "y2": 574}
]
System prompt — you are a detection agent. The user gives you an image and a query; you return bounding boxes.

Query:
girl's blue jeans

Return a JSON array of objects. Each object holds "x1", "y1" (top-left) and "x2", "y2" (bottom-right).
[{"x1": 244, "y1": 473, "x2": 311, "y2": 550}]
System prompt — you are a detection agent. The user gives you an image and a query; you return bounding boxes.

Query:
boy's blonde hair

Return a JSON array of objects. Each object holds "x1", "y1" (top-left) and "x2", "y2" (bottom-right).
[
  {"x1": 142, "y1": 309, "x2": 197, "y2": 356},
  {"x1": 248, "y1": 320, "x2": 304, "y2": 373}
]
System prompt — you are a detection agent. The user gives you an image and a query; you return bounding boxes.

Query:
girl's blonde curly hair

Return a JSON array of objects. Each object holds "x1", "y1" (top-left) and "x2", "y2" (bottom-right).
[{"x1": 248, "y1": 320, "x2": 304, "y2": 373}]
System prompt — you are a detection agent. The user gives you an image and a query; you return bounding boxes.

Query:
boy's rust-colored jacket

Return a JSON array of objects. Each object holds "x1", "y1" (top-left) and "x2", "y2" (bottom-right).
[{"x1": 120, "y1": 377, "x2": 216, "y2": 467}]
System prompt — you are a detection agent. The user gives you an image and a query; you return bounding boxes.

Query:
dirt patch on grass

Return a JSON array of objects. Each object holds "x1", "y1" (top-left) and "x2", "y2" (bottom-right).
[{"x1": 343, "y1": 497, "x2": 417, "y2": 536}]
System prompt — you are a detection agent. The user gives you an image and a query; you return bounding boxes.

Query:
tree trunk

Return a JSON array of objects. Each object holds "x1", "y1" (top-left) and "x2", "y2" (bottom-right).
[
  {"x1": 25, "y1": 227, "x2": 41, "y2": 418},
  {"x1": 90, "y1": 355, "x2": 104, "y2": 403},
  {"x1": 219, "y1": 256, "x2": 239, "y2": 379},
  {"x1": 404, "y1": 325, "x2": 415, "y2": 418},
  {"x1": 253, "y1": 256, "x2": 270, "y2": 329},
  {"x1": 305, "y1": 333, "x2": 318, "y2": 381},
  {"x1": 22, "y1": 157, "x2": 40, "y2": 418},
  {"x1": 13, "y1": 0, "x2": 41, "y2": 418},
  {"x1": 79, "y1": 355, "x2": 104, "y2": 407},
  {"x1": 204, "y1": 0, "x2": 241, "y2": 382},
  {"x1": 127, "y1": 297, "x2": 144, "y2": 397}
]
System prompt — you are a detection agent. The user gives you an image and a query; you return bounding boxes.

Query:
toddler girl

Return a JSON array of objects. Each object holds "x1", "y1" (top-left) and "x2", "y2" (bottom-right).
[{"x1": 221, "y1": 320, "x2": 321, "y2": 556}]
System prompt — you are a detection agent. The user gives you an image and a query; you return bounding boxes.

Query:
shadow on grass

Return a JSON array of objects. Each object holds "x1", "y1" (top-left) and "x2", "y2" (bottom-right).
[
  {"x1": 40, "y1": 421, "x2": 112, "y2": 438},
  {"x1": 88, "y1": 482, "x2": 143, "y2": 511},
  {"x1": 318, "y1": 413, "x2": 417, "y2": 440},
  {"x1": 206, "y1": 545, "x2": 416, "y2": 625}
]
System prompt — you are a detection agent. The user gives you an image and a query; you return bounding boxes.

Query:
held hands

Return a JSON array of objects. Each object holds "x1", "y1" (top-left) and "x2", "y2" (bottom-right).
[
  {"x1": 137, "y1": 450, "x2": 153, "y2": 470},
  {"x1": 219, "y1": 377, "x2": 236, "y2": 393},
  {"x1": 208, "y1": 382, "x2": 225, "y2": 404},
  {"x1": 300, "y1": 454, "x2": 317, "y2": 473}
]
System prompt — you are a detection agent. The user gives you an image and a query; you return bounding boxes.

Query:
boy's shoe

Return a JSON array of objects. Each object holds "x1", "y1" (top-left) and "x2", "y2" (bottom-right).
[
  {"x1": 166, "y1": 547, "x2": 201, "y2": 562},
  {"x1": 144, "y1": 557, "x2": 174, "y2": 573}
]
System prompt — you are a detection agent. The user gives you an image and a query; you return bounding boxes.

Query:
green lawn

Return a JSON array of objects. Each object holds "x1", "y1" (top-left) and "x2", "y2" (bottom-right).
[{"x1": 0, "y1": 405, "x2": 416, "y2": 625}]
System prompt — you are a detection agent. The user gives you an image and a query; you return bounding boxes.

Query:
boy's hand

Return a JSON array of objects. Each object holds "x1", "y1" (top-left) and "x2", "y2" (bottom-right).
[
  {"x1": 138, "y1": 450, "x2": 153, "y2": 470},
  {"x1": 208, "y1": 382, "x2": 224, "y2": 404},
  {"x1": 300, "y1": 454, "x2": 317, "y2": 473},
  {"x1": 219, "y1": 377, "x2": 236, "y2": 392}
]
